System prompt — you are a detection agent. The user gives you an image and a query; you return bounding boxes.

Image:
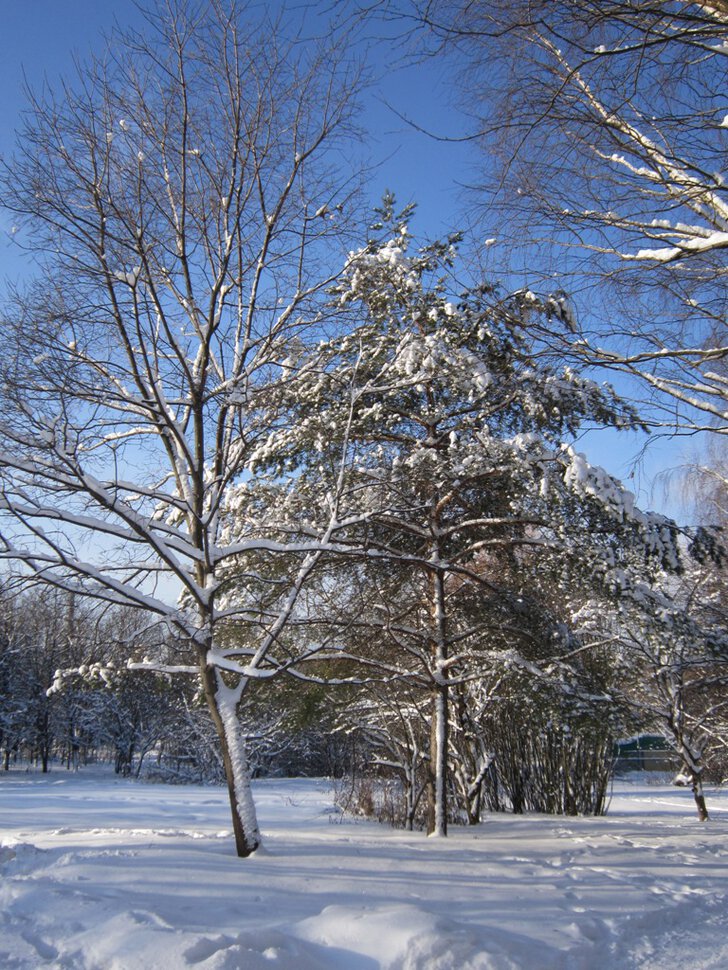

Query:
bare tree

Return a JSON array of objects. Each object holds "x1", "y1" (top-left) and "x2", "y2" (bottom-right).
[
  {"x1": 579, "y1": 565, "x2": 728, "y2": 821},
  {"x1": 362, "y1": 1, "x2": 728, "y2": 436},
  {"x1": 0, "y1": 0, "x2": 363, "y2": 857}
]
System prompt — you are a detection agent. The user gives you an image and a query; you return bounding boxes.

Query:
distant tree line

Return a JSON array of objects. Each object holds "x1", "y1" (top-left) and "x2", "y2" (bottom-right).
[
  {"x1": 3, "y1": 525, "x2": 727, "y2": 829},
  {"x1": 0, "y1": 589, "x2": 349, "y2": 782}
]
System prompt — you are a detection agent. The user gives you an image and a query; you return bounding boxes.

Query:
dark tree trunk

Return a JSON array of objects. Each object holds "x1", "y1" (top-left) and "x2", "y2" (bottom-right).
[{"x1": 690, "y1": 770, "x2": 709, "y2": 822}]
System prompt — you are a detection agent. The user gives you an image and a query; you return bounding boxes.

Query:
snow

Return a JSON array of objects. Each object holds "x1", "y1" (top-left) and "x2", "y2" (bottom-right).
[
  {"x1": 215, "y1": 683, "x2": 261, "y2": 851},
  {"x1": 631, "y1": 230, "x2": 728, "y2": 262},
  {"x1": 1, "y1": 771, "x2": 727, "y2": 969},
  {"x1": 113, "y1": 266, "x2": 141, "y2": 287}
]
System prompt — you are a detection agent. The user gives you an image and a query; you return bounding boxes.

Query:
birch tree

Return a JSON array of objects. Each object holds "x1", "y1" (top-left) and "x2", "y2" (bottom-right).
[
  {"x1": 0, "y1": 1, "x2": 363, "y2": 856},
  {"x1": 365, "y1": 1, "x2": 728, "y2": 433}
]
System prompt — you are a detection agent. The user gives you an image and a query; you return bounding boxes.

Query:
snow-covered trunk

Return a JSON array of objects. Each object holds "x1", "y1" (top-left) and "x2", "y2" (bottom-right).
[
  {"x1": 428, "y1": 685, "x2": 449, "y2": 836},
  {"x1": 450, "y1": 689, "x2": 494, "y2": 825},
  {"x1": 688, "y1": 767, "x2": 709, "y2": 822},
  {"x1": 677, "y1": 739, "x2": 709, "y2": 822},
  {"x1": 667, "y1": 684, "x2": 709, "y2": 822},
  {"x1": 468, "y1": 787, "x2": 481, "y2": 826},
  {"x1": 465, "y1": 752, "x2": 493, "y2": 824},
  {"x1": 427, "y1": 561, "x2": 449, "y2": 838},
  {"x1": 200, "y1": 659, "x2": 261, "y2": 857}
]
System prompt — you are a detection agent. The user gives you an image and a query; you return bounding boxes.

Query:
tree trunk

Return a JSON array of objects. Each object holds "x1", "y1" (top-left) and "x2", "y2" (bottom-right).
[
  {"x1": 674, "y1": 730, "x2": 709, "y2": 822},
  {"x1": 135, "y1": 743, "x2": 153, "y2": 779},
  {"x1": 427, "y1": 685, "x2": 448, "y2": 837},
  {"x1": 427, "y1": 548, "x2": 449, "y2": 837},
  {"x1": 404, "y1": 766, "x2": 415, "y2": 832},
  {"x1": 404, "y1": 759, "x2": 425, "y2": 831},
  {"x1": 467, "y1": 786, "x2": 481, "y2": 826},
  {"x1": 201, "y1": 663, "x2": 261, "y2": 857},
  {"x1": 689, "y1": 769, "x2": 709, "y2": 822}
]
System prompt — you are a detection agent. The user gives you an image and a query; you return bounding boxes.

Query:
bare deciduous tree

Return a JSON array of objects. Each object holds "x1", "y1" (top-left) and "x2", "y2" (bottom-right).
[
  {"x1": 362, "y1": 1, "x2": 728, "y2": 435},
  {"x1": 0, "y1": 0, "x2": 363, "y2": 857}
]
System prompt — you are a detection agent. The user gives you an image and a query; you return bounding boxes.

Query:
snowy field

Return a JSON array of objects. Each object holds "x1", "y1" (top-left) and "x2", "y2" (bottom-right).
[{"x1": 1, "y1": 770, "x2": 727, "y2": 970}]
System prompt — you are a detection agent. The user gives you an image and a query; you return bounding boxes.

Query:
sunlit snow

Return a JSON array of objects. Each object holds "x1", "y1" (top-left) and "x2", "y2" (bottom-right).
[{"x1": 1, "y1": 770, "x2": 727, "y2": 969}]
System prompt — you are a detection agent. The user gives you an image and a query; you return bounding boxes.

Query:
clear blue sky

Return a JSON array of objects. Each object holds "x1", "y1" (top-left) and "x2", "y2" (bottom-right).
[
  {"x1": 0, "y1": 0, "x2": 691, "y2": 519},
  {"x1": 0, "y1": 1, "x2": 472, "y2": 270}
]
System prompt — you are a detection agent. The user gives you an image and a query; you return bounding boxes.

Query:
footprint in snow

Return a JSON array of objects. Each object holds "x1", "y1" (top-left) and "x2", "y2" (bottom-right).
[{"x1": 20, "y1": 930, "x2": 58, "y2": 962}]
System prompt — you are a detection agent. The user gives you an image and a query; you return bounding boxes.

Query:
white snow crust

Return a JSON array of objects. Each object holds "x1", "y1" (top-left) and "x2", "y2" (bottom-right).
[{"x1": 1, "y1": 770, "x2": 727, "y2": 969}]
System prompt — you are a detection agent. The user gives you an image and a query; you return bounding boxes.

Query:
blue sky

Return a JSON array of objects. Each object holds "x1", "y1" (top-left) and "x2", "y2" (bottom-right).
[
  {"x1": 0, "y1": 0, "x2": 692, "y2": 519},
  {"x1": 0, "y1": 1, "x2": 472, "y2": 268}
]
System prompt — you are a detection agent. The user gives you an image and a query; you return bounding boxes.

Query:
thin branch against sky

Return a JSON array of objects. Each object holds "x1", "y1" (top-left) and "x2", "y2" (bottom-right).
[{"x1": 0, "y1": 0, "x2": 693, "y2": 519}]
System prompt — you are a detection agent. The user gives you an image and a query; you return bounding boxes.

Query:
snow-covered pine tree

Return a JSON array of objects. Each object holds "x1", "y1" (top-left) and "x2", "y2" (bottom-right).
[{"x1": 256, "y1": 198, "x2": 687, "y2": 835}]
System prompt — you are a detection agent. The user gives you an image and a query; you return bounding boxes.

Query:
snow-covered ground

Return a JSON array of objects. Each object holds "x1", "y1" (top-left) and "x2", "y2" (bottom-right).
[{"x1": 1, "y1": 770, "x2": 726, "y2": 969}]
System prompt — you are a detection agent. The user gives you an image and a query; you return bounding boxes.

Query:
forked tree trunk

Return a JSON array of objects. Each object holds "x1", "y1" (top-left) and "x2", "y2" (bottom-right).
[
  {"x1": 674, "y1": 732, "x2": 709, "y2": 822},
  {"x1": 201, "y1": 663, "x2": 261, "y2": 857}
]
